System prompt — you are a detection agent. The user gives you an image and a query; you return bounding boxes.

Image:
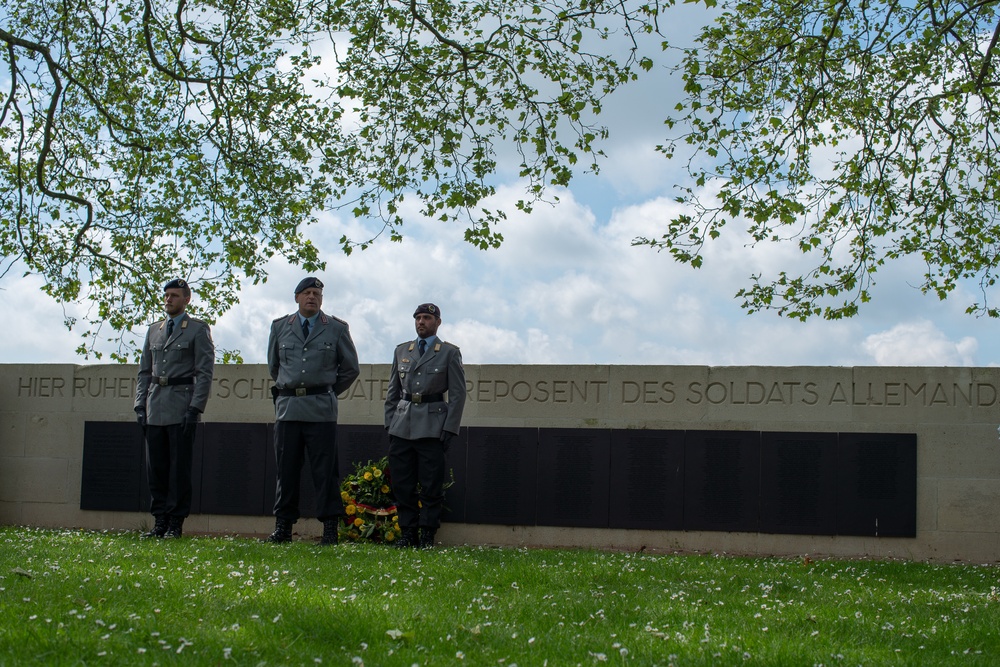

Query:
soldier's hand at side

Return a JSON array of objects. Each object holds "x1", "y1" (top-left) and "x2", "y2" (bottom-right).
[
  {"x1": 135, "y1": 409, "x2": 147, "y2": 432},
  {"x1": 440, "y1": 431, "x2": 455, "y2": 451},
  {"x1": 182, "y1": 407, "x2": 200, "y2": 438}
]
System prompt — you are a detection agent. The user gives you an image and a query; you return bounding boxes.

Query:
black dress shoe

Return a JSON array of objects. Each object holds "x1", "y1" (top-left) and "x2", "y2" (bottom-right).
[
  {"x1": 263, "y1": 518, "x2": 293, "y2": 544},
  {"x1": 163, "y1": 517, "x2": 184, "y2": 539},
  {"x1": 418, "y1": 528, "x2": 437, "y2": 549},
  {"x1": 394, "y1": 528, "x2": 419, "y2": 548},
  {"x1": 141, "y1": 516, "x2": 168, "y2": 539}
]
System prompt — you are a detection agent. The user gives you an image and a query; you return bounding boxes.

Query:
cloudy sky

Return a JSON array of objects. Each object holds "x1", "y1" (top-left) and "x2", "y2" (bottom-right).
[{"x1": 1, "y1": 5, "x2": 995, "y2": 368}]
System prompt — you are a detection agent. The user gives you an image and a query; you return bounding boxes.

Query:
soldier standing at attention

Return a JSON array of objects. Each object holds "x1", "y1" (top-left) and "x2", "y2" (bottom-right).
[
  {"x1": 385, "y1": 303, "x2": 467, "y2": 548},
  {"x1": 265, "y1": 277, "x2": 360, "y2": 545},
  {"x1": 134, "y1": 278, "x2": 215, "y2": 539}
]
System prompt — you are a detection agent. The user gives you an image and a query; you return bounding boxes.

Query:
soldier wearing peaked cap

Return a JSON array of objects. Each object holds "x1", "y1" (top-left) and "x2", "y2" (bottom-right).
[
  {"x1": 134, "y1": 278, "x2": 215, "y2": 539},
  {"x1": 384, "y1": 303, "x2": 467, "y2": 548},
  {"x1": 264, "y1": 277, "x2": 360, "y2": 545}
]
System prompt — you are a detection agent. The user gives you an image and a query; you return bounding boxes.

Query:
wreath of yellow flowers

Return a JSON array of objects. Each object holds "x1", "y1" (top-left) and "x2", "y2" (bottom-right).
[{"x1": 338, "y1": 456, "x2": 401, "y2": 543}]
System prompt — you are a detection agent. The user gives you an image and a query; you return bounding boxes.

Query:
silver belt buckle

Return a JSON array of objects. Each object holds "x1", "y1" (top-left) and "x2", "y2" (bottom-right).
[
  {"x1": 158, "y1": 377, "x2": 169, "y2": 387},
  {"x1": 412, "y1": 392, "x2": 423, "y2": 404},
  {"x1": 295, "y1": 387, "x2": 308, "y2": 397}
]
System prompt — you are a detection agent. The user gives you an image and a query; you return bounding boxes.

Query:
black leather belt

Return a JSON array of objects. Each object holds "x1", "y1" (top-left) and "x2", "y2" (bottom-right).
[
  {"x1": 401, "y1": 392, "x2": 444, "y2": 404},
  {"x1": 156, "y1": 376, "x2": 194, "y2": 386},
  {"x1": 276, "y1": 385, "x2": 334, "y2": 397}
]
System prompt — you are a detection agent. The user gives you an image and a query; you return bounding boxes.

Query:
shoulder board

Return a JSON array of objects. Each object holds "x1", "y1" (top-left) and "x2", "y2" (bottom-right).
[
  {"x1": 155, "y1": 319, "x2": 166, "y2": 329},
  {"x1": 329, "y1": 315, "x2": 349, "y2": 326},
  {"x1": 440, "y1": 340, "x2": 459, "y2": 349}
]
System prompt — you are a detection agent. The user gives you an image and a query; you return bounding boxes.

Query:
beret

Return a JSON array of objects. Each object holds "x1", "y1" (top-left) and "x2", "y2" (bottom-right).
[
  {"x1": 413, "y1": 303, "x2": 441, "y2": 318},
  {"x1": 163, "y1": 278, "x2": 188, "y2": 291},
  {"x1": 295, "y1": 277, "x2": 324, "y2": 294}
]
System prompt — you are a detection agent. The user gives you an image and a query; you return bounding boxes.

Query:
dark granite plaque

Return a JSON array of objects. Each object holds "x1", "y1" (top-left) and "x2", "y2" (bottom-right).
[
  {"x1": 683, "y1": 430, "x2": 761, "y2": 532},
  {"x1": 138, "y1": 448, "x2": 151, "y2": 514},
  {"x1": 337, "y1": 425, "x2": 390, "y2": 477},
  {"x1": 263, "y1": 423, "x2": 277, "y2": 516},
  {"x1": 465, "y1": 427, "x2": 538, "y2": 525},
  {"x1": 759, "y1": 432, "x2": 838, "y2": 535},
  {"x1": 199, "y1": 423, "x2": 267, "y2": 515},
  {"x1": 535, "y1": 429, "x2": 611, "y2": 528},
  {"x1": 608, "y1": 430, "x2": 685, "y2": 530},
  {"x1": 442, "y1": 428, "x2": 469, "y2": 523},
  {"x1": 81, "y1": 422, "x2": 144, "y2": 511},
  {"x1": 836, "y1": 433, "x2": 917, "y2": 537},
  {"x1": 188, "y1": 426, "x2": 205, "y2": 515}
]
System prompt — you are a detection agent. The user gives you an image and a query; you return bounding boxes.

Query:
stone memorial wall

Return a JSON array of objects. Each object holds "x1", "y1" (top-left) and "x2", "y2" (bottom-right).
[{"x1": 2, "y1": 363, "x2": 998, "y2": 562}]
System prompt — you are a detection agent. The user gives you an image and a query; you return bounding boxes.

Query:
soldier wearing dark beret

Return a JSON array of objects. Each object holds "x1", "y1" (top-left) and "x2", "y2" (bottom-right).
[
  {"x1": 384, "y1": 303, "x2": 467, "y2": 548},
  {"x1": 264, "y1": 277, "x2": 361, "y2": 545},
  {"x1": 134, "y1": 278, "x2": 215, "y2": 539}
]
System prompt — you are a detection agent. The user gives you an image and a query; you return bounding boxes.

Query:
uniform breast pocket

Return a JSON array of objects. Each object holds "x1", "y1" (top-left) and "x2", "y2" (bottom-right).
[
  {"x1": 168, "y1": 341, "x2": 191, "y2": 360},
  {"x1": 321, "y1": 341, "x2": 337, "y2": 364},
  {"x1": 425, "y1": 366, "x2": 445, "y2": 387}
]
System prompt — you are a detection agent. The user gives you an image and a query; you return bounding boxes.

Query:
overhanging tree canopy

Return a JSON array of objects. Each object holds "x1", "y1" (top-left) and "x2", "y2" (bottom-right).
[
  {"x1": 639, "y1": 0, "x2": 1000, "y2": 320},
  {"x1": 1, "y1": 0, "x2": 658, "y2": 359}
]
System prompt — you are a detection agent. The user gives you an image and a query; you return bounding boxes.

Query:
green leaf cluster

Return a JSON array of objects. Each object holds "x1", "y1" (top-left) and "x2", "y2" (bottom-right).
[
  {"x1": 641, "y1": 0, "x2": 1000, "y2": 320},
  {"x1": 0, "y1": 0, "x2": 664, "y2": 358}
]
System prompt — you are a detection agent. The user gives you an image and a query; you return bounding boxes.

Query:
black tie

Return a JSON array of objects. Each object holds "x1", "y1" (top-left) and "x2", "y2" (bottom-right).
[
  {"x1": 417, "y1": 339, "x2": 426, "y2": 357},
  {"x1": 167, "y1": 319, "x2": 174, "y2": 337},
  {"x1": 302, "y1": 319, "x2": 310, "y2": 338}
]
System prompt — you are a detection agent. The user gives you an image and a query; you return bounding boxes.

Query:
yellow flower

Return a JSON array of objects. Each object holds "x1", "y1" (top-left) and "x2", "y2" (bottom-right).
[
  {"x1": 340, "y1": 490, "x2": 350, "y2": 502},
  {"x1": 385, "y1": 531, "x2": 396, "y2": 542},
  {"x1": 381, "y1": 485, "x2": 390, "y2": 494},
  {"x1": 364, "y1": 472, "x2": 373, "y2": 481},
  {"x1": 373, "y1": 468, "x2": 383, "y2": 478},
  {"x1": 353, "y1": 517, "x2": 364, "y2": 527},
  {"x1": 392, "y1": 515, "x2": 399, "y2": 522},
  {"x1": 345, "y1": 504, "x2": 356, "y2": 516}
]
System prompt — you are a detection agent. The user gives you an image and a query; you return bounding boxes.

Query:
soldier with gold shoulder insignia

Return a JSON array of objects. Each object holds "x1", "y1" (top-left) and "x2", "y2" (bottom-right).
[
  {"x1": 384, "y1": 303, "x2": 467, "y2": 548},
  {"x1": 134, "y1": 278, "x2": 215, "y2": 539}
]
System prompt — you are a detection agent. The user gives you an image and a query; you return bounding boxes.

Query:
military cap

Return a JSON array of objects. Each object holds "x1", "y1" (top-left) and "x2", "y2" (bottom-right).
[
  {"x1": 295, "y1": 277, "x2": 324, "y2": 294},
  {"x1": 413, "y1": 303, "x2": 441, "y2": 318},
  {"x1": 163, "y1": 278, "x2": 188, "y2": 291}
]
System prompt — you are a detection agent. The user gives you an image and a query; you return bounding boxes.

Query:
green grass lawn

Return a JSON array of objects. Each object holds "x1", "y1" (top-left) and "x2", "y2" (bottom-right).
[{"x1": 1, "y1": 526, "x2": 998, "y2": 665}]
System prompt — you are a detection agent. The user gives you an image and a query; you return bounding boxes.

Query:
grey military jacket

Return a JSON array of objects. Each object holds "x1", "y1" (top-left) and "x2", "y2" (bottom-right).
[
  {"x1": 385, "y1": 337, "x2": 466, "y2": 440},
  {"x1": 267, "y1": 310, "x2": 360, "y2": 422},
  {"x1": 134, "y1": 314, "x2": 215, "y2": 426}
]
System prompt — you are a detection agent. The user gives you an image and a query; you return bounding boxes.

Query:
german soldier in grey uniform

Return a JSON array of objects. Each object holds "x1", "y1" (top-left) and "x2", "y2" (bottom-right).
[
  {"x1": 134, "y1": 278, "x2": 215, "y2": 539},
  {"x1": 385, "y1": 303, "x2": 467, "y2": 548},
  {"x1": 265, "y1": 277, "x2": 360, "y2": 545}
]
